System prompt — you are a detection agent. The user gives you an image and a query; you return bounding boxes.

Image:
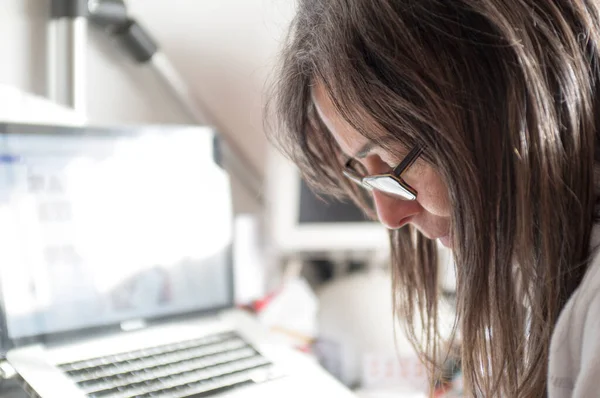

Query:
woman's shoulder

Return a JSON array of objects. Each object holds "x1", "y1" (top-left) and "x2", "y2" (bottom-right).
[
  {"x1": 551, "y1": 224, "x2": 600, "y2": 335},
  {"x1": 547, "y1": 224, "x2": 600, "y2": 396}
]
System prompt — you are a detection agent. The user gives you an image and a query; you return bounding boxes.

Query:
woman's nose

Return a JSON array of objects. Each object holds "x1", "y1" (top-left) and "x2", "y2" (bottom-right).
[{"x1": 371, "y1": 189, "x2": 421, "y2": 229}]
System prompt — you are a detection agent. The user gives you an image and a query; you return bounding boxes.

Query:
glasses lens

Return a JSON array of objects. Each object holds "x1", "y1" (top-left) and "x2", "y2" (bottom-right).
[
  {"x1": 343, "y1": 170, "x2": 373, "y2": 191},
  {"x1": 342, "y1": 169, "x2": 362, "y2": 185},
  {"x1": 363, "y1": 175, "x2": 417, "y2": 200},
  {"x1": 343, "y1": 161, "x2": 373, "y2": 191}
]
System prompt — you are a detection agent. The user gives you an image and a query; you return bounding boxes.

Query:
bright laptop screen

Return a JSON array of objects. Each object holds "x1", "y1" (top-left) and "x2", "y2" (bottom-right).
[{"x1": 0, "y1": 124, "x2": 233, "y2": 340}]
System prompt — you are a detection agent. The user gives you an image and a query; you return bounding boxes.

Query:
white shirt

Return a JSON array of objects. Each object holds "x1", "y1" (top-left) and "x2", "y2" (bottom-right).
[{"x1": 548, "y1": 225, "x2": 600, "y2": 397}]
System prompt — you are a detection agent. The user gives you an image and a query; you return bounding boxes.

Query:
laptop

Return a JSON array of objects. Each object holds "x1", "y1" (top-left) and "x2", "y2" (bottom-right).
[{"x1": 0, "y1": 122, "x2": 354, "y2": 398}]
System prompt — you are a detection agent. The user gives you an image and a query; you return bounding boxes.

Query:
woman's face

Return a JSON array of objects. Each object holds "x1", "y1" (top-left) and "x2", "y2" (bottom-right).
[{"x1": 312, "y1": 83, "x2": 453, "y2": 248}]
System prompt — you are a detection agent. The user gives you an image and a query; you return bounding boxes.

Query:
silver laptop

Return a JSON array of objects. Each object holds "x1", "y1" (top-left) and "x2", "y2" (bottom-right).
[{"x1": 0, "y1": 123, "x2": 353, "y2": 398}]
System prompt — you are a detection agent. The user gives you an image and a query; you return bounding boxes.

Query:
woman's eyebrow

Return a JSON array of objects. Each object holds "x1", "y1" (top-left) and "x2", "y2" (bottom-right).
[{"x1": 354, "y1": 142, "x2": 377, "y2": 159}]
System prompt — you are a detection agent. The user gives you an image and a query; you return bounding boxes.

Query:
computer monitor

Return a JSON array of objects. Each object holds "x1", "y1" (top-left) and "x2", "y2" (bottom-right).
[
  {"x1": 0, "y1": 123, "x2": 235, "y2": 344},
  {"x1": 266, "y1": 150, "x2": 389, "y2": 255},
  {"x1": 266, "y1": 149, "x2": 456, "y2": 291}
]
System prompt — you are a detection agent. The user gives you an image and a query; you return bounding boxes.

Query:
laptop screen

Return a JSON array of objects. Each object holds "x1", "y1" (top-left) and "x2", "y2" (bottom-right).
[{"x1": 0, "y1": 123, "x2": 234, "y2": 341}]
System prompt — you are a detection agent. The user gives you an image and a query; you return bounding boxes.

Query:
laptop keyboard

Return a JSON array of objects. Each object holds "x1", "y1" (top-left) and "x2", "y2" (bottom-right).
[{"x1": 57, "y1": 331, "x2": 278, "y2": 398}]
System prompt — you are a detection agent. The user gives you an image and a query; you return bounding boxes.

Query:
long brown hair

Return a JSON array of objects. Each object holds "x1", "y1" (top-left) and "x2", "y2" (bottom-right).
[{"x1": 267, "y1": 0, "x2": 600, "y2": 396}]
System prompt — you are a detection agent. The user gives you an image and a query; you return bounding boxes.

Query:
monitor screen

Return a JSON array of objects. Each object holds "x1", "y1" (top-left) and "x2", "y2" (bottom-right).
[
  {"x1": 298, "y1": 178, "x2": 370, "y2": 224},
  {"x1": 0, "y1": 124, "x2": 233, "y2": 340},
  {"x1": 267, "y1": 150, "x2": 388, "y2": 254}
]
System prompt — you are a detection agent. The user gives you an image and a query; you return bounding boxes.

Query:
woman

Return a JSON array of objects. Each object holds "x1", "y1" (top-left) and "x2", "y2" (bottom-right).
[{"x1": 268, "y1": 0, "x2": 600, "y2": 396}]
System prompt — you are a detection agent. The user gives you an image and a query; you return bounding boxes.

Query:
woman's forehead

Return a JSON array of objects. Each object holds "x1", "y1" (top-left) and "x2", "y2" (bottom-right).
[
  {"x1": 311, "y1": 82, "x2": 408, "y2": 160},
  {"x1": 311, "y1": 82, "x2": 369, "y2": 157}
]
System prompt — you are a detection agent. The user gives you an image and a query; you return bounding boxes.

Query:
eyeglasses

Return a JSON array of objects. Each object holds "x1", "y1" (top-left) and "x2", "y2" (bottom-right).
[{"x1": 342, "y1": 145, "x2": 424, "y2": 200}]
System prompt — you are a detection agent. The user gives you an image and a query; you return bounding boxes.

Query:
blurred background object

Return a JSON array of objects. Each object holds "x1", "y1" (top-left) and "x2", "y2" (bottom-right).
[
  {"x1": 316, "y1": 267, "x2": 425, "y2": 389},
  {"x1": 0, "y1": 84, "x2": 84, "y2": 125},
  {"x1": 0, "y1": 0, "x2": 297, "y2": 213}
]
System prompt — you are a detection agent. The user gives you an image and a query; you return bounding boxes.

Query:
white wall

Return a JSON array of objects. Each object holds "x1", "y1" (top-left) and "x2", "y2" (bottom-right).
[{"x1": 0, "y1": 0, "x2": 296, "y2": 212}]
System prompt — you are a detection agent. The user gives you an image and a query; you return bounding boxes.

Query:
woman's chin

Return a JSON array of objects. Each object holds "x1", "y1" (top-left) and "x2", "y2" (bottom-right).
[{"x1": 439, "y1": 235, "x2": 452, "y2": 249}]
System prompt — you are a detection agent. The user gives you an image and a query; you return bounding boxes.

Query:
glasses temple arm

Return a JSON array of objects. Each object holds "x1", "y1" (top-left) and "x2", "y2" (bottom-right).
[{"x1": 392, "y1": 146, "x2": 424, "y2": 177}]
